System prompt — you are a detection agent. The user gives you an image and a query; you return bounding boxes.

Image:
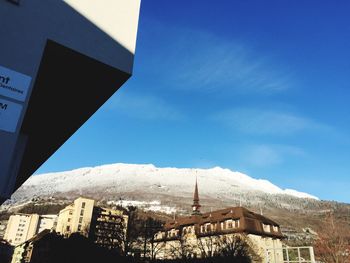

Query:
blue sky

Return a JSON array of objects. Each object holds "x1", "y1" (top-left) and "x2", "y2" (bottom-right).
[{"x1": 36, "y1": 0, "x2": 350, "y2": 203}]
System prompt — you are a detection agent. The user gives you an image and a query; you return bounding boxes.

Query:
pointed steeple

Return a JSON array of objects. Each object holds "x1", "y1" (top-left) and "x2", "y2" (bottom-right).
[{"x1": 192, "y1": 176, "x2": 201, "y2": 215}]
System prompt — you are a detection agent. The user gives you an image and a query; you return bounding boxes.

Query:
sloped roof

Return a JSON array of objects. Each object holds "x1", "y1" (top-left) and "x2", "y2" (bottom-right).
[{"x1": 163, "y1": 206, "x2": 283, "y2": 238}]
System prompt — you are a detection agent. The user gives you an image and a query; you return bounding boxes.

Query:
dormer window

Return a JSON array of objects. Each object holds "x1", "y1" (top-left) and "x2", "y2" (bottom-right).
[
  {"x1": 263, "y1": 223, "x2": 271, "y2": 232},
  {"x1": 273, "y1": 225, "x2": 279, "y2": 232},
  {"x1": 205, "y1": 223, "x2": 211, "y2": 232},
  {"x1": 225, "y1": 219, "x2": 239, "y2": 229}
]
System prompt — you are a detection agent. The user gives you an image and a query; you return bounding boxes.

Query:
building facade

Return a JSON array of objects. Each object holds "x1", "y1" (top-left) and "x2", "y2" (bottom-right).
[
  {"x1": 56, "y1": 197, "x2": 95, "y2": 237},
  {"x1": 89, "y1": 206, "x2": 128, "y2": 251},
  {"x1": 4, "y1": 214, "x2": 56, "y2": 246},
  {"x1": 154, "y1": 180, "x2": 284, "y2": 262},
  {"x1": 56, "y1": 197, "x2": 128, "y2": 250}
]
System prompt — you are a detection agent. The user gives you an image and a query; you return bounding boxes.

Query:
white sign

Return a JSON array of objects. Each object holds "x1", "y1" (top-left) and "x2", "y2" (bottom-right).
[
  {"x1": 0, "y1": 65, "x2": 31, "y2": 102},
  {"x1": 0, "y1": 98, "x2": 23, "y2": 133}
]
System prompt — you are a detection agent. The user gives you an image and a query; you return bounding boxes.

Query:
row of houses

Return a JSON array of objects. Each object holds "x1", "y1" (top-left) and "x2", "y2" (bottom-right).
[{"x1": 3, "y1": 197, "x2": 128, "y2": 262}]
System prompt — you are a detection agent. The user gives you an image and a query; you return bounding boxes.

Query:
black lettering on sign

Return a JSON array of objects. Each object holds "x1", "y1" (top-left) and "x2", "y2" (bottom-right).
[
  {"x1": 0, "y1": 103, "x2": 8, "y2": 110},
  {"x1": 0, "y1": 75, "x2": 10, "y2": 84}
]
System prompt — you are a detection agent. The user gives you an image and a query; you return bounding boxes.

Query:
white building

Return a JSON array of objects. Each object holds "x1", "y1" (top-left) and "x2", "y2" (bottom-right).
[{"x1": 4, "y1": 214, "x2": 56, "y2": 246}]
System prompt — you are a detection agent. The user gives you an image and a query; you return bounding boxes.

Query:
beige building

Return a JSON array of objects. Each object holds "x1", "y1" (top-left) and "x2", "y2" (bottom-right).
[
  {"x1": 56, "y1": 197, "x2": 95, "y2": 236},
  {"x1": 4, "y1": 214, "x2": 56, "y2": 246},
  {"x1": 56, "y1": 197, "x2": 128, "y2": 251},
  {"x1": 154, "y1": 180, "x2": 284, "y2": 262}
]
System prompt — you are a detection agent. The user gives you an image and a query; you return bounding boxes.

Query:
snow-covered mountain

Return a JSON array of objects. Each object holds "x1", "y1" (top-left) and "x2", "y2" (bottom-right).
[{"x1": 10, "y1": 163, "x2": 318, "y2": 211}]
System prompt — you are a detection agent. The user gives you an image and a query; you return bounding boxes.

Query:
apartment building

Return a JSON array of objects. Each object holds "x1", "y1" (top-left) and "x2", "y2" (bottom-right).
[
  {"x1": 56, "y1": 197, "x2": 95, "y2": 236},
  {"x1": 90, "y1": 206, "x2": 128, "y2": 250},
  {"x1": 4, "y1": 214, "x2": 56, "y2": 246},
  {"x1": 56, "y1": 197, "x2": 128, "y2": 250}
]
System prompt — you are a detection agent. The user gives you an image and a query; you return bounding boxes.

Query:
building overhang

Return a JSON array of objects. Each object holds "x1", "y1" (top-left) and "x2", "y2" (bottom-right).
[{"x1": 0, "y1": 0, "x2": 141, "y2": 203}]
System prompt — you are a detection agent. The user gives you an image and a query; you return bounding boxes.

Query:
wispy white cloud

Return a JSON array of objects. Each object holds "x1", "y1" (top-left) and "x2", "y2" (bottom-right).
[
  {"x1": 105, "y1": 91, "x2": 184, "y2": 121},
  {"x1": 140, "y1": 21, "x2": 293, "y2": 95},
  {"x1": 212, "y1": 108, "x2": 334, "y2": 136},
  {"x1": 241, "y1": 144, "x2": 306, "y2": 167}
]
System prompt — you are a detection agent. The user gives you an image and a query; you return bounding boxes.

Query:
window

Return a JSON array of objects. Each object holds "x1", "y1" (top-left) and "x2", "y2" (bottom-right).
[
  {"x1": 69, "y1": 211, "x2": 73, "y2": 215},
  {"x1": 79, "y1": 217, "x2": 83, "y2": 223},
  {"x1": 68, "y1": 218, "x2": 71, "y2": 222},
  {"x1": 66, "y1": 226, "x2": 70, "y2": 231},
  {"x1": 205, "y1": 223, "x2": 211, "y2": 232},
  {"x1": 81, "y1": 202, "x2": 86, "y2": 209},
  {"x1": 273, "y1": 225, "x2": 279, "y2": 232},
  {"x1": 80, "y1": 210, "x2": 84, "y2": 216},
  {"x1": 263, "y1": 224, "x2": 271, "y2": 232},
  {"x1": 226, "y1": 220, "x2": 233, "y2": 229},
  {"x1": 78, "y1": 224, "x2": 82, "y2": 231}
]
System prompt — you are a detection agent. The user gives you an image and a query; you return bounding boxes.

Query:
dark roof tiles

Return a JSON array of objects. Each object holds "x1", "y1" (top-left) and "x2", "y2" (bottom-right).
[{"x1": 163, "y1": 206, "x2": 283, "y2": 239}]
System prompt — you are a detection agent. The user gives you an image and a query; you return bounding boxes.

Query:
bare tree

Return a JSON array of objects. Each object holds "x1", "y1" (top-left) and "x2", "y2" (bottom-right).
[
  {"x1": 314, "y1": 212, "x2": 350, "y2": 263},
  {"x1": 197, "y1": 235, "x2": 219, "y2": 258},
  {"x1": 148, "y1": 237, "x2": 166, "y2": 261},
  {"x1": 216, "y1": 234, "x2": 261, "y2": 262},
  {"x1": 168, "y1": 235, "x2": 196, "y2": 260},
  {"x1": 139, "y1": 217, "x2": 164, "y2": 261}
]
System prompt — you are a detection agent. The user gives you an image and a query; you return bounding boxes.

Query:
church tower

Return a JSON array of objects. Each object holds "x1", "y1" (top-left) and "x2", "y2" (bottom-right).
[{"x1": 192, "y1": 177, "x2": 201, "y2": 215}]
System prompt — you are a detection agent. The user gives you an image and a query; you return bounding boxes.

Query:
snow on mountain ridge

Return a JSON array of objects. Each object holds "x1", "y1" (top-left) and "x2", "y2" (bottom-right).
[{"x1": 19, "y1": 163, "x2": 319, "y2": 201}]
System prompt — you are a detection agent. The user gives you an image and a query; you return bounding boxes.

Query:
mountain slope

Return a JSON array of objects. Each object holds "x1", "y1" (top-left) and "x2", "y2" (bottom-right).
[{"x1": 11, "y1": 163, "x2": 318, "y2": 207}]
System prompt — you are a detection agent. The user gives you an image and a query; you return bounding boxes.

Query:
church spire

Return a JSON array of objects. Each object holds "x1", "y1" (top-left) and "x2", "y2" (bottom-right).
[{"x1": 192, "y1": 176, "x2": 201, "y2": 215}]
